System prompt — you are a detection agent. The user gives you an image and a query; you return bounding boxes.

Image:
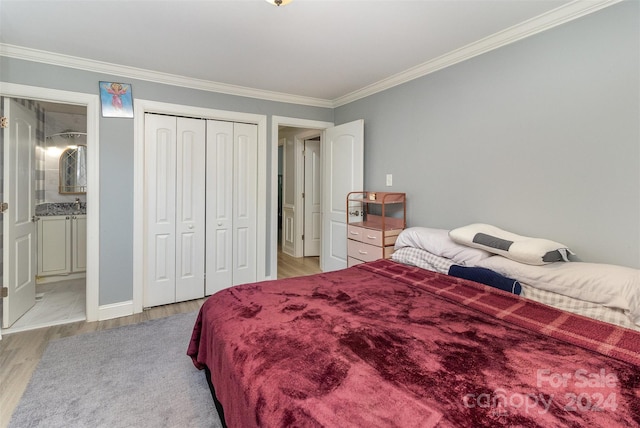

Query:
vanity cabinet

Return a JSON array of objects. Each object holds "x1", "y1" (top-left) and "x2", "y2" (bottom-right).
[
  {"x1": 346, "y1": 192, "x2": 406, "y2": 267},
  {"x1": 71, "y1": 215, "x2": 87, "y2": 272},
  {"x1": 37, "y1": 215, "x2": 86, "y2": 278}
]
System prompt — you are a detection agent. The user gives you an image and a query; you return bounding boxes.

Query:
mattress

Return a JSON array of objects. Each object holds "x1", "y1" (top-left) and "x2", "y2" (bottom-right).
[{"x1": 521, "y1": 283, "x2": 640, "y2": 332}]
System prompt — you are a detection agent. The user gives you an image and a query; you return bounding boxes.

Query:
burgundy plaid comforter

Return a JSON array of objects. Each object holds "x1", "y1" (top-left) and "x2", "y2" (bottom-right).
[{"x1": 188, "y1": 259, "x2": 640, "y2": 427}]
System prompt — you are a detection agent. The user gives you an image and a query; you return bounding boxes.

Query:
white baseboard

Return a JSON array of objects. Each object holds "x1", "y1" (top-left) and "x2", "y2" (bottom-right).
[{"x1": 98, "y1": 300, "x2": 134, "y2": 321}]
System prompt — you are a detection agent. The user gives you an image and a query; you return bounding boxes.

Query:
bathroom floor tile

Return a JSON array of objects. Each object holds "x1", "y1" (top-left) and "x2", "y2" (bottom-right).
[{"x1": 3, "y1": 278, "x2": 86, "y2": 334}]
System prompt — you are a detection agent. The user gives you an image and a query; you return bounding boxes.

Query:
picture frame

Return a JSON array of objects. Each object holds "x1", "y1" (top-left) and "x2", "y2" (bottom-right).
[{"x1": 99, "y1": 81, "x2": 134, "y2": 118}]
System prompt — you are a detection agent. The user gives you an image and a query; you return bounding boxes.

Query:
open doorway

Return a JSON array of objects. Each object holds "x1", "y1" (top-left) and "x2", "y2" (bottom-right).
[
  {"x1": 279, "y1": 127, "x2": 321, "y2": 257},
  {"x1": 269, "y1": 116, "x2": 333, "y2": 279},
  {"x1": 1, "y1": 98, "x2": 89, "y2": 334},
  {"x1": 277, "y1": 126, "x2": 321, "y2": 278},
  {"x1": 272, "y1": 118, "x2": 364, "y2": 278}
]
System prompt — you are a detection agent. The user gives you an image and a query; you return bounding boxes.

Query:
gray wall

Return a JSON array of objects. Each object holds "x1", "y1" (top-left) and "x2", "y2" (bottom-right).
[
  {"x1": 1, "y1": 1, "x2": 638, "y2": 310},
  {"x1": 0, "y1": 58, "x2": 333, "y2": 304},
  {"x1": 336, "y1": 1, "x2": 639, "y2": 269}
]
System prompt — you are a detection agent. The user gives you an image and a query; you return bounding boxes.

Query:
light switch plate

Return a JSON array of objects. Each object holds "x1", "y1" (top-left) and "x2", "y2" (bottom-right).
[{"x1": 386, "y1": 174, "x2": 393, "y2": 186}]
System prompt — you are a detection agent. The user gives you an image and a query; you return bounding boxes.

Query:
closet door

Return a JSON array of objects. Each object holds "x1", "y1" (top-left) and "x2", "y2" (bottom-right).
[
  {"x1": 205, "y1": 120, "x2": 234, "y2": 294},
  {"x1": 175, "y1": 118, "x2": 206, "y2": 301},
  {"x1": 205, "y1": 121, "x2": 258, "y2": 295},
  {"x1": 144, "y1": 114, "x2": 205, "y2": 307},
  {"x1": 232, "y1": 123, "x2": 258, "y2": 285},
  {"x1": 145, "y1": 114, "x2": 177, "y2": 307}
]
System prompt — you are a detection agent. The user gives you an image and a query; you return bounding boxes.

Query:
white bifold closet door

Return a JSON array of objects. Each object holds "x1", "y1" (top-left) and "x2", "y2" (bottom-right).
[
  {"x1": 205, "y1": 120, "x2": 258, "y2": 295},
  {"x1": 144, "y1": 114, "x2": 206, "y2": 307}
]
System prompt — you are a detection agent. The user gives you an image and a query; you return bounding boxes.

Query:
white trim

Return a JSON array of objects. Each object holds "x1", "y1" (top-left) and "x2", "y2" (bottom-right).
[
  {"x1": 132, "y1": 99, "x2": 267, "y2": 314},
  {"x1": 333, "y1": 0, "x2": 623, "y2": 106},
  {"x1": 294, "y1": 134, "x2": 304, "y2": 258},
  {"x1": 98, "y1": 300, "x2": 134, "y2": 321},
  {"x1": 269, "y1": 117, "x2": 334, "y2": 279},
  {"x1": 0, "y1": 44, "x2": 333, "y2": 109},
  {"x1": 0, "y1": 82, "x2": 100, "y2": 322},
  {"x1": 0, "y1": 0, "x2": 620, "y2": 109}
]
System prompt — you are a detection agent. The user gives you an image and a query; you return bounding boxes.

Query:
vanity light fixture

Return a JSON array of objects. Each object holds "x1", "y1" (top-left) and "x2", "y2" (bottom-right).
[{"x1": 265, "y1": 0, "x2": 293, "y2": 6}]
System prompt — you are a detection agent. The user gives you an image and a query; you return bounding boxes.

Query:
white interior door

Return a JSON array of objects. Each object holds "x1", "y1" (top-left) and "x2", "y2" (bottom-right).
[
  {"x1": 281, "y1": 136, "x2": 295, "y2": 256},
  {"x1": 205, "y1": 121, "x2": 258, "y2": 293},
  {"x1": 321, "y1": 120, "x2": 364, "y2": 272},
  {"x1": 205, "y1": 120, "x2": 234, "y2": 294},
  {"x1": 145, "y1": 114, "x2": 205, "y2": 306},
  {"x1": 304, "y1": 139, "x2": 321, "y2": 257},
  {"x1": 175, "y1": 118, "x2": 206, "y2": 302},
  {"x1": 3, "y1": 99, "x2": 37, "y2": 328},
  {"x1": 144, "y1": 114, "x2": 177, "y2": 307},
  {"x1": 232, "y1": 123, "x2": 257, "y2": 285}
]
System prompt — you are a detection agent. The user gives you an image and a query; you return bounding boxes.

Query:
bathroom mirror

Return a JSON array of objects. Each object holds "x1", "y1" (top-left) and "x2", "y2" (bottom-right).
[{"x1": 59, "y1": 145, "x2": 87, "y2": 194}]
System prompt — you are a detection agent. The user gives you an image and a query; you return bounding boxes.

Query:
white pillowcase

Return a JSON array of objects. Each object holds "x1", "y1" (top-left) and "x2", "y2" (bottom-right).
[
  {"x1": 449, "y1": 223, "x2": 573, "y2": 265},
  {"x1": 394, "y1": 227, "x2": 491, "y2": 266},
  {"x1": 476, "y1": 255, "x2": 640, "y2": 326}
]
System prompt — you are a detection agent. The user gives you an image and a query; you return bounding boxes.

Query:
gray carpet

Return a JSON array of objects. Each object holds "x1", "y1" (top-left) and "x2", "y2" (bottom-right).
[{"x1": 9, "y1": 311, "x2": 223, "y2": 428}]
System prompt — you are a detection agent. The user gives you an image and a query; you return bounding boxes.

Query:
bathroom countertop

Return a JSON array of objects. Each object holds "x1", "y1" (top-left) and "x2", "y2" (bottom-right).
[{"x1": 35, "y1": 202, "x2": 87, "y2": 216}]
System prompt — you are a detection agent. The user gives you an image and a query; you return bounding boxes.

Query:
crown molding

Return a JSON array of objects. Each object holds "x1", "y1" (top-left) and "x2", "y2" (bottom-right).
[
  {"x1": 333, "y1": 0, "x2": 623, "y2": 107},
  {"x1": 0, "y1": 43, "x2": 334, "y2": 109},
  {"x1": 0, "y1": 0, "x2": 622, "y2": 109}
]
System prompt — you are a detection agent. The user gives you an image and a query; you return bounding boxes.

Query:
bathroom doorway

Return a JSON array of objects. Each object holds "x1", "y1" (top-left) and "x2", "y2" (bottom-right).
[{"x1": 1, "y1": 99, "x2": 88, "y2": 333}]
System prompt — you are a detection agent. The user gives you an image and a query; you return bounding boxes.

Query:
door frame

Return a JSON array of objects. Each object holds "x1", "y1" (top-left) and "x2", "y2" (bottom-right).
[
  {"x1": 0, "y1": 81, "x2": 100, "y2": 324},
  {"x1": 132, "y1": 99, "x2": 267, "y2": 314},
  {"x1": 270, "y1": 116, "x2": 333, "y2": 278}
]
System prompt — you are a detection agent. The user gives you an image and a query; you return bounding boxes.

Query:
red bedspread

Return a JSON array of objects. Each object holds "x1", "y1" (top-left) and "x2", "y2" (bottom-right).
[{"x1": 188, "y1": 259, "x2": 640, "y2": 427}]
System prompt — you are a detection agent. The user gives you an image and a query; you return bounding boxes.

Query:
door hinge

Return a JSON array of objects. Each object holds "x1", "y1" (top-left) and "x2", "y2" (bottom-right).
[
  {"x1": 302, "y1": 192, "x2": 305, "y2": 198},
  {"x1": 301, "y1": 234, "x2": 304, "y2": 240},
  {"x1": 0, "y1": 202, "x2": 7, "y2": 213},
  {"x1": 0, "y1": 116, "x2": 8, "y2": 129},
  {"x1": 1, "y1": 287, "x2": 7, "y2": 298}
]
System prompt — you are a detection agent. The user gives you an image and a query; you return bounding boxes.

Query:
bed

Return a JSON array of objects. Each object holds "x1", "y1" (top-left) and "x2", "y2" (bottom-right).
[{"x1": 188, "y1": 225, "x2": 640, "y2": 427}]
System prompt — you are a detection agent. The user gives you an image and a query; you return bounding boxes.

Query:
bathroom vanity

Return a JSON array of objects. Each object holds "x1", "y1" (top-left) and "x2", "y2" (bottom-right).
[
  {"x1": 35, "y1": 131, "x2": 88, "y2": 283},
  {"x1": 36, "y1": 204, "x2": 87, "y2": 282}
]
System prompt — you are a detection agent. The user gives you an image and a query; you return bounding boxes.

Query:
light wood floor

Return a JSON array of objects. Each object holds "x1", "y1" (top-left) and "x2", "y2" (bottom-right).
[
  {"x1": 277, "y1": 250, "x2": 321, "y2": 279},
  {"x1": 0, "y1": 251, "x2": 320, "y2": 428}
]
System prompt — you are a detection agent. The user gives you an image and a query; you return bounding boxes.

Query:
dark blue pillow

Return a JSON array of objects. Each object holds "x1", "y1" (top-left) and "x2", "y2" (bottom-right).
[{"x1": 448, "y1": 265, "x2": 522, "y2": 295}]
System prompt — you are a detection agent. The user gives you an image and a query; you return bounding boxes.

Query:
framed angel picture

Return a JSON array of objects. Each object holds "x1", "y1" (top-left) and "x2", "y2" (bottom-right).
[{"x1": 99, "y1": 81, "x2": 134, "y2": 118}]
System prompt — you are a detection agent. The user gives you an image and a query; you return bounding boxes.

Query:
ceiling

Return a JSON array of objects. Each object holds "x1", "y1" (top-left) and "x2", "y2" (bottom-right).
[{"x1": 1, "y1": 0, "x2": 609, "y2": 106}]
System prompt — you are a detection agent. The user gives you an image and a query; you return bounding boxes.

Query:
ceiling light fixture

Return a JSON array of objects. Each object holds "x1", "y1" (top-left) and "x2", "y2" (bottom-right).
[{"x1": 265, "y1": 0, "x2": 293, "y2": 6}]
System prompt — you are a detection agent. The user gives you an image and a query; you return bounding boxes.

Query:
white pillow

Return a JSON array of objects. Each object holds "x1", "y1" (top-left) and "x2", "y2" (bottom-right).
[
  {"x1": 394, "y1": 227, "x2": 491, "y2": 266},
  {"x1": 476, "y1": 255, "x2": 640, "y2": 326},
  {"x1": 449, "y1": 223, "x2": 573, "y2": 266}
]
